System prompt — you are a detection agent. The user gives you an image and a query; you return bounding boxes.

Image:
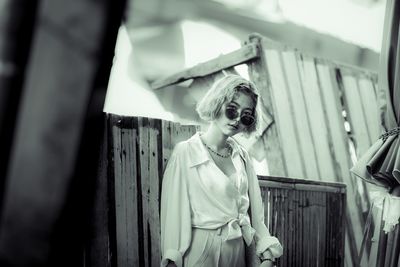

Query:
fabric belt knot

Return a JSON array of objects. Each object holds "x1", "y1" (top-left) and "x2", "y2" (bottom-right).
[{"x1": 225, "y1": 214, "x2": 256, "y2": 246}]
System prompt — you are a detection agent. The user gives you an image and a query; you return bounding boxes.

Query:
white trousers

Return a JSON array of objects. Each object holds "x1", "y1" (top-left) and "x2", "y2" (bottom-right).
[{"x1": 183, "y1": 226, "x2": 246, "y2": 267}]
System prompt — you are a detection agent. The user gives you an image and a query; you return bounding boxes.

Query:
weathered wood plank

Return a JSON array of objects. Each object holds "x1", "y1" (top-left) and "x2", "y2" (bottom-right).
[
  {"x1": 281, "y1": 51, "x2": 320, "y2": 180},
  {"x1": 358, "y1": 77, "x2": 381, "y2": 141},
  {"x1": 319, "y1": 192, "x2": 327, "y2": 267},
  {"x1": 368, "y1": 206, "x2": 383, "y2": 266},
  {"x1": 277, "y1": 188, "x2": 284, "y2": 267},
  {"x1": 113, "y1": 117, "x2": 140, "y2": 267},
  {"x1": 315, "y1": 65, "x2": 355, "y2": 186},
  {"x1": 247, "y1": 35, "x2": 287, "y2": 176},
  {"x1": 86, "y1": 114, "x2": 112, "y2": 267},
  {"x1": 329, "y1": 192, "x2": 346, "y2": 266},
  {"x1": 296, "y1": 54, "x2": 337, "y2": 182},
  {"x1": 294, "y1": 189, "x2": 301, "y2": 267},
  {"x1": 339, "y1": 72, "x2": 375, "y2": 265},
  {"x1": 161, "y1": 120, "x2": 172, "y2": 172},
  {"x1": 340, "y1": 72, "x2": 372, "y2": 155},
  {"x1": 138, "y1": 117, "x2": 150, "y2": 267},
  {"x1": 345, "y1": 231, "x2": 354, "y2": 267},
  {"x1": 263, "y1": 49, "x2": 305, "y2": 178},
  {"x1": 316, "y1": 64, "x2": 366, "y2": 266},
  {"x1": 383, "y1": 223, "x2": 398, "y2": 266},
  {"x1": 311, "y1": 192, "x2": 317, "y2": 267},
  {"x1": 148, "y1": 119, "x2": 161, "y2": 266},
  {"x1": 259, "y1": 180, "x2": 345, "y2": 193},
  {"x1": 286, "y1": 189, "x2": 293, "y2": 267},
  {"x1": 340, "y1": 192, "x2": 347, "y2": 267},
  {"x1": 258, "y1": 175, "x2": 346, "y2": 188},
  {"x1": 151, "y1": 43, "x2": 259, "y2": 89},
  {"x1": 303, "y1": 192, "x2": 310, "y2": 266},
  {"x1": 284, "y1": 189, "x2": 290, "y2": 267}
]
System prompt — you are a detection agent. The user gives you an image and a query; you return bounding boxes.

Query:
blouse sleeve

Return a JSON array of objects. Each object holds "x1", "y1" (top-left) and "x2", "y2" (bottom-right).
[
  {"x1": 160, "y1": 144, "x2": 192, "y2": 267},
  {"x1": 245, "y1": 151, "x2": 283, "y2": 261}
]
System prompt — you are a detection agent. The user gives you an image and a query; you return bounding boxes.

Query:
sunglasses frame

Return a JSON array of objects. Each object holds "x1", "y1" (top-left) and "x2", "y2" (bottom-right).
[{"x1": 225, "y1": 106, "x2": 255, "y2": 127}]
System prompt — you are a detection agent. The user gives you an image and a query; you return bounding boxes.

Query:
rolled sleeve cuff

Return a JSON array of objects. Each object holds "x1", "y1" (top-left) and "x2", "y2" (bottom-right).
[
  {"x1": 256, "y1": 236, "x2": 283, "y2": 260},
  {"x1": 161, "y1": 249, "x2": 183, "y2": 267}
]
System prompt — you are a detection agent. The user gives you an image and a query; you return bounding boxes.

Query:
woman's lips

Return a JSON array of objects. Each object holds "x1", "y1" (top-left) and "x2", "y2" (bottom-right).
[{"x1": 228, "y1": 124, "x2": 238, "y2": 130}]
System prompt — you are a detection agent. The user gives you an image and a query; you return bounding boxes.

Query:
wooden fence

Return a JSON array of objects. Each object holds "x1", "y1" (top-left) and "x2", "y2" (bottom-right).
[
  {"x1": 260, "y1": 176, "x2": 346, "y2": 267},
  {"x1": 108, "y1": 115, "x2": 199, "y2": 267},
  {"x1": 99, "y1": 114, "x2": 346, "y2": 267}
]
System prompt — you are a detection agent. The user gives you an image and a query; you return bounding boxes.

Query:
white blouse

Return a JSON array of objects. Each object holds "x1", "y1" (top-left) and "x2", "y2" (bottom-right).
[{"x1": 160, "y1": 132, "x2": 283, "y2": 267}]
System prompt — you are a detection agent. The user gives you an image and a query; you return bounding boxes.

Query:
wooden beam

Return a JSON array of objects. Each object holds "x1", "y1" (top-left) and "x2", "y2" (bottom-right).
[
  {"x1": 151, "y1": 42, "x2": 259, "y2": 89},
  {"x1": 258, "y1": 175, "x2": 346, "y2": 188},
  {"x1": 259, "y1": 180, "x2": 346, "y2": 193}
]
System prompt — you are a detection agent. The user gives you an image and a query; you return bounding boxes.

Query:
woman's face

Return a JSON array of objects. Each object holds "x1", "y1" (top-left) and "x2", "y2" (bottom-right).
[{"x1": 214, "y1": 91, "x2": 255, "y2": 136}]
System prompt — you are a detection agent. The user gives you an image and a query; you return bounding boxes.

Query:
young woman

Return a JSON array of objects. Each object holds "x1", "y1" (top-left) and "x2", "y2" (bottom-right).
[{"x1": 160, "y1": 74, "x2": 283, "y2": 267}]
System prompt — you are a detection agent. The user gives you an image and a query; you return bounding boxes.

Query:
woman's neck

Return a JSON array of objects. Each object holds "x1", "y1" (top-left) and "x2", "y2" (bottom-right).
[{"x1": 201, "y1": 123, "x2": 229, "y2": 150}]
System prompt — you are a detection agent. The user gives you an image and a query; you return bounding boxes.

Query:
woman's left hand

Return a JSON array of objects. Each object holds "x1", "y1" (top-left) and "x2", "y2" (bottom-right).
[{"x1": 259, "y1": 260, "x2": 274, "y2": 267}]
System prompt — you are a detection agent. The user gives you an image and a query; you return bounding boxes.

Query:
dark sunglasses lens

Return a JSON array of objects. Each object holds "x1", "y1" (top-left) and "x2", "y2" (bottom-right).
[
  {"x1": 241, "y1": 115, "x2": 255, "y2": 127},
  {"x1": 225, "y1": 107, "x2": 238, "y2": 120}
]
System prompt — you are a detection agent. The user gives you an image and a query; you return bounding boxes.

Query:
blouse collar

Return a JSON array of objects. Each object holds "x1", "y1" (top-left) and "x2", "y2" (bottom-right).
[{"x1": 187, "y1": 132, "x2": 246, "y2": 168}]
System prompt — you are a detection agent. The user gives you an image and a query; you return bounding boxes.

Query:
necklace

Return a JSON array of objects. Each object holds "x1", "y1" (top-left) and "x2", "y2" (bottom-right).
[{"x1": 200, "y1": 135, "x2": 232, "y2": 158}]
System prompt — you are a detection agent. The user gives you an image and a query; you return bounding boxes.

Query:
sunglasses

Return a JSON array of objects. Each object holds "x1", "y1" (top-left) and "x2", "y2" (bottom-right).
[{"x1": 225, "y1": 106, "x2": 255, "y2": 127}]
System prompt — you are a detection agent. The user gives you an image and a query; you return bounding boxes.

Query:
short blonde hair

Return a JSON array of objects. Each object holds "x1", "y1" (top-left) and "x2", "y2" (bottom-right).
[{"x1": 196, "y1": 74, "x2": 262, "y2": 135}]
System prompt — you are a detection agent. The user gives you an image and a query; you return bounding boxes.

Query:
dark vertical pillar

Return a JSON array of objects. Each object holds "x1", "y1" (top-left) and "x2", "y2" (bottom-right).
[
  {"x1": 0, "y1": 0, "x2": 38, "y2": 206},
  {"x1": 0, "y1": 0, "x2": 126, "y2": 266}
]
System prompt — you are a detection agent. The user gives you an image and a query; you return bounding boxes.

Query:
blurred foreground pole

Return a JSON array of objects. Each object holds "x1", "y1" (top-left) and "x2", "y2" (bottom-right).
[
  {"x1": 0, "y1": 0, "x2": 38, "y2": 206},
  {"x1": 0, "y1": 0, "x2": 126, "y2": 266}
]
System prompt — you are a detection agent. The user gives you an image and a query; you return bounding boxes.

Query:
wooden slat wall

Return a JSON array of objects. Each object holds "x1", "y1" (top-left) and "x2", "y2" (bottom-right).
[
  {"x1": 248, "y1": 36, "x2": 381, "y2": 266},
  {"x1": 109, "y1": 115, "x2": 199, "y2": 267}
]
